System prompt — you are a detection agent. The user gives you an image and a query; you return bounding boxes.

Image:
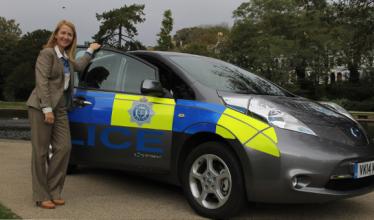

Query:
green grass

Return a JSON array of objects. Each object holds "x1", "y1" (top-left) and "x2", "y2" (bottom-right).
[
  {"x1": 359, "y1": 122, "x2": 374, "y2": 141},
  {"x1": 367, "y1": 124, "x2": 374, "y2": 138},
  {"x1": 0, "y1": 203, "x2": 20, "y2": 219},
  {"x1": 0, "y1": 101, "x2": 26, "y2": 110}
]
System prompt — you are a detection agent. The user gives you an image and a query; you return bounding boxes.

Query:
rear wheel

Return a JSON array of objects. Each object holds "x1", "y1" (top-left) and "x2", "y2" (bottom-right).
[{"x1": 182, "y1": 141, "x2": 245, "y2": 219}]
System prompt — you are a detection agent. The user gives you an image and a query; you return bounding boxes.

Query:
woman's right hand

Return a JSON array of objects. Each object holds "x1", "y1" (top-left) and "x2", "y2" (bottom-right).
[
  {"x1": 89, "y1": 43, "x2": 101, "y2": 52},
  {"x1": 44, "y1": 112, "x2": 55, "y2": 124}
]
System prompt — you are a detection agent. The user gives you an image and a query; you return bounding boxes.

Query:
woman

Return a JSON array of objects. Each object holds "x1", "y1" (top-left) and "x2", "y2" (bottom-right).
[{"x1": 26, "y1": 20, "x2": 100, "y2": 209}]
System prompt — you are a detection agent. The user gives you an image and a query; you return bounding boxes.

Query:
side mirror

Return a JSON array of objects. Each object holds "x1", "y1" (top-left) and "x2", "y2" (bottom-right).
[{"x1": 141, "y1": 79, "x2": 165, "y2": 97}]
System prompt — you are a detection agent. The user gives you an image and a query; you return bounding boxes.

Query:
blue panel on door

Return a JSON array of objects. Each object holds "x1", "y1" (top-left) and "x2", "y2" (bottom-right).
[
  {"x1": 68, "y1": 89, "x2": 115, "y2": 125},
  {"x1": 172, "y1": 99, "x2": 225, "y2": 133}
]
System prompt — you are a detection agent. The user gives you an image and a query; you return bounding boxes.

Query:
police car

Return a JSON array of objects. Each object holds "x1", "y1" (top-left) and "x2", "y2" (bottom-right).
[{"x1": 68, "y1": 46, "x2": 374, "y2": 218}]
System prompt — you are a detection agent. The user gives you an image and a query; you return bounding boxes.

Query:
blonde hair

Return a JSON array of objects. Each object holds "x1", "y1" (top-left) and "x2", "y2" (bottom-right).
[{"x1": 44, "y1": 20, "x2": 77, "y2": 60}]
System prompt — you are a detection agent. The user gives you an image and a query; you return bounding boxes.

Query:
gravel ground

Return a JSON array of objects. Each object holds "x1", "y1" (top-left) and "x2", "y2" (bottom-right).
[
  {"x1": 0, "y1": 140, "x2": 205, "y2": 219},
  {"x1": 1, "y1": 139, "x2": 374, "y2": 219}
]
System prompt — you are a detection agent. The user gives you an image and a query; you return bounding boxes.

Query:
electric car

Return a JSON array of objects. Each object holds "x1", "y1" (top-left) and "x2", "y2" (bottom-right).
[{"x1": 68, "y1": 47, "x2": 374, "y2": 218}]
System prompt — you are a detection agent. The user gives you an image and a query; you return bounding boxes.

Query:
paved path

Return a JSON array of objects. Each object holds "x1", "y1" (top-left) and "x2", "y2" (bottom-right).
[{"x1": 0, "y1": 139, "x2": 373, "y2": 219}]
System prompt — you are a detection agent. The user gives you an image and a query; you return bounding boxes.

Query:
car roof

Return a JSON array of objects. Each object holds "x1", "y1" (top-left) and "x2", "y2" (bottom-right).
[
  {"x1": 128, "y1": 50, "x2": 206, "y2": 58},
  {"x1": 77, "y1": 45, "x2": 206, "y2": 59}
]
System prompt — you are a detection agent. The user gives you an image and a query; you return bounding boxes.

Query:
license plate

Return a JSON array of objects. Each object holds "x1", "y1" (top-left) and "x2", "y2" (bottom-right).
[{"x1": 354, "y1": 160, "x2": 374, "y2": 179}]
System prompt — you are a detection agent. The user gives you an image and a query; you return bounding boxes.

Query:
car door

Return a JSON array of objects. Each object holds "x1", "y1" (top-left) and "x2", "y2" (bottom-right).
[{"x1": 69, "y1": 48, "x2": 175, "y2": 172}]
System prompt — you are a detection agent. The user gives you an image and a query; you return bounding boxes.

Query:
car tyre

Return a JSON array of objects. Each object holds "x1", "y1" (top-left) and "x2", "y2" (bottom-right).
[{"x1": 182, "y1": 141, "x2": 245, "y2": 219}]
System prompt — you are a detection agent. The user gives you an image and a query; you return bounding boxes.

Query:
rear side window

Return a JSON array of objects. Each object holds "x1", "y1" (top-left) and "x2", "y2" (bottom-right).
[
  {"x1": 84, "y1": 53, "x2": 125, "y2": 91},
  {"x1": 76, "y1": 49, "x2": 156, "y2": 94},
  {"x1": 78, "y1": 50, "x2": 126, "y2": 92}
]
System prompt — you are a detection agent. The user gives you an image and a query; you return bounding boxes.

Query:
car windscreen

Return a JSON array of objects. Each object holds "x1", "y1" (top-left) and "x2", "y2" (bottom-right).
[{"x1": 168, "y1": 55, "x2": 292, "y2": 96}]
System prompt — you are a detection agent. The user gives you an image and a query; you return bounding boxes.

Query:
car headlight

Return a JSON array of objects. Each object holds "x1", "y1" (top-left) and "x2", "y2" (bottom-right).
[
  {"x1": 221, "y1": 96, "x2": 249, "y2": 114},
  {"x1": 222, "y1": 97, "x2": 317, "y2": 136},
  {"x1": 319, "y1": 101, "x2": 356, "y2": 121}
]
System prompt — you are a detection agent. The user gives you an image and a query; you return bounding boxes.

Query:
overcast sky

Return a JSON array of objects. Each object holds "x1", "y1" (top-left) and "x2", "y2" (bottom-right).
[{"x1": 0, "y1": 0, "x2": 245, "y2": 46}]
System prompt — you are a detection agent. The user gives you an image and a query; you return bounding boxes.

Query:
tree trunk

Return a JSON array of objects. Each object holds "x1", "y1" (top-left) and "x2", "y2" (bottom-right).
[
  {"x1": 295, "y1": 58, "x2": 307, "y2": 80},
  {"x1": 295, "y1": 64, "x2": 306, "y2": 88},
  {"x1": 118, "y1": 26, "x2": 122, "y2": 48},
  {"x1": 294, "y1": 59, "x2": 313, "y2": 97},
  {"x1": 348, "y1": 62, "x2": 359, "y2": 83}
]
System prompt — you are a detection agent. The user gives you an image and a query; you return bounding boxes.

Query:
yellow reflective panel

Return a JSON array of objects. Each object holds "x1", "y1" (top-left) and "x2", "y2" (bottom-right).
[
  {"x1": 216, "y1": 125, "x2": 235, "y2": 139},
  {"x1": 111, "y1": 94, "x2": 175, "y2": 131},
  {"x1": 245, "y1": 133, "x2": 280, "y2": 157},
  {"x1": 224, "y1": 108, "x2": 269, "y2": 131},
  {"x1": 217, "y1": 114, "x2": 258, "y2": 144},
  {"x1": 262, "y1": 127, "x2": 278, "y2": 144}
]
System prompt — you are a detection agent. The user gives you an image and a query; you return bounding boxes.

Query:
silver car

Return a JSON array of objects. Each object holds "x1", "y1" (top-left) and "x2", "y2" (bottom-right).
[{"x1": 68, "y1": 47, "x2": 374, "y2": 218}]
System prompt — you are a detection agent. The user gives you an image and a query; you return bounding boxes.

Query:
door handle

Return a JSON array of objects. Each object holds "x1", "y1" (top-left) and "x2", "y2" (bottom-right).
[{"x1": 73, "y1": 97, "x2": 92, "y2": 107}]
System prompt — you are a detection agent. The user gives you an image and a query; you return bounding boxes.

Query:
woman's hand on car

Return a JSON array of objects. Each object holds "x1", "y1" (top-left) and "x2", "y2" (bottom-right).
[{"x1": 89, "y1": 43, "x2": 101, "y2": 52}]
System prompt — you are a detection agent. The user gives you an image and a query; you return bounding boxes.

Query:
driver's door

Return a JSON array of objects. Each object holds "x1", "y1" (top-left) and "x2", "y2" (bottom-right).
[{"x1": 68, "y1": 49, "x2": 175, "y2": 172}]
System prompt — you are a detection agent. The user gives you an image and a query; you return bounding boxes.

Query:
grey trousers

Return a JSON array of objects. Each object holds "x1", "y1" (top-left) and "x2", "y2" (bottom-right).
[{"x1": 28, "y1": 98, "x2": 71, "y2": 202}]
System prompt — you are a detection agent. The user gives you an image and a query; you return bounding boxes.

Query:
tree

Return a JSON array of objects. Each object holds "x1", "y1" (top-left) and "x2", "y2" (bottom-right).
[
  {"x1": 3, "y1": 29, "x2": 51, "y2": 100},
  {"x1": 174, "y1": 24, "x2": 230, "y2": 56},
  {"x1": 3, "y1": 62, "x2": 34, "y2": 101},
  {"x1": 223, "y1": 0, "x2": 337, "y2": 98},
  {"x1": 291, "y1": 0, "x2": 334, "y2": 93},
  {"x1": 332, "y1": 0, "x2": 374, "y2": 82},
  {"x1": 0, "y1": 17, "x2": 22, "y2": 100},
  {"x1": 12, "y1": 29, "x2": 51, "y2": 66},
  {"x1": 223, "y1": 0, "x2": 374, "y2": 108},
  {"x1": 224, "y1": 0, "x2": 301, "y2": 85},
  {"x1": 93, "y1": 4, "x2": 146, "y2": 50},
  {"x1": 156, "y1": 9, "x2": 174, "y2": 51}
]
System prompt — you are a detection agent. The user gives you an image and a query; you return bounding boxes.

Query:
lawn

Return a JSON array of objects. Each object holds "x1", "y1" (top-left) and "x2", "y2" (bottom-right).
[
  {"x1": 0, "y1": 101, "x2": 26, "y2": 110},
  {"x1": 0, "y1": 203, "x2": 20, "y2": 219},
  {"x1": 366, "y1": 124, "x2": 374, "y2": 138}
]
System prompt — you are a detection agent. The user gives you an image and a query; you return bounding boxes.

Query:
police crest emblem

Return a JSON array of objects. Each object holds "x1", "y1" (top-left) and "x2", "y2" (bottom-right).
[{"x1": 129, "y1": 97, "x2": 154, "y2": 126}]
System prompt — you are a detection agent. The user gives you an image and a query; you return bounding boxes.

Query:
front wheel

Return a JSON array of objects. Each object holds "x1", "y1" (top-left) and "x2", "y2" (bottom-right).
[{"x1": 182, "y1": 141, "x2": 245, "y2": 219}]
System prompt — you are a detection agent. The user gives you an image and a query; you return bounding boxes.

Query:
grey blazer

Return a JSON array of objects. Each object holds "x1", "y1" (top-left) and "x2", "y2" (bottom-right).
[{"x1": 27, "y1": 47, "x2": 92, "y2": 111}]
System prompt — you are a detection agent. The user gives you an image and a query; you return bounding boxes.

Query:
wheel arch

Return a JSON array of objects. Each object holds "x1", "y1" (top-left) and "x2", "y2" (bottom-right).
[{"x1": 175, "y1": 131, "x2": 252, "y2": 201}]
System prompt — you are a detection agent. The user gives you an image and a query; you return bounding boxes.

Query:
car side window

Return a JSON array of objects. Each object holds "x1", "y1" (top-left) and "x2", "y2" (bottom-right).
[
  {"x1": 122, "y1": 56, "x2": 157, "y2": 94},
  {"x1": 168, "y1": 74, "x2": 195, "y2": 100},
  {"x1": 78, "y1": 50, "x2": 127, "y2": 92},
  {"x1": 133, "y1": 54, "x2": 195, "y2": 100}
]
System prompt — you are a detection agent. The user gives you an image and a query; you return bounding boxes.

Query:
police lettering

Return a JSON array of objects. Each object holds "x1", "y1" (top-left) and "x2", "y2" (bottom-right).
[{"x1": 72, "y1": 125, "x2": 164, "y2": 154}]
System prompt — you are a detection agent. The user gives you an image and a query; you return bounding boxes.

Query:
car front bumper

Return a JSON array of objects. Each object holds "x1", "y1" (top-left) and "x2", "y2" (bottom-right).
[{"x1": 242, "y1": 128, "x2": 374, "y2": 203}]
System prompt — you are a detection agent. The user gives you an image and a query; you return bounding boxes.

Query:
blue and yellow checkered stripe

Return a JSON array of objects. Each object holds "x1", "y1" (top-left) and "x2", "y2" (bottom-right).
[
  {"x1": 173, "y1": 100, "x2": 279, "y2": 157},
  {"x1": 69, "y1": 90, "x2": 279, "y2": 157}
]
